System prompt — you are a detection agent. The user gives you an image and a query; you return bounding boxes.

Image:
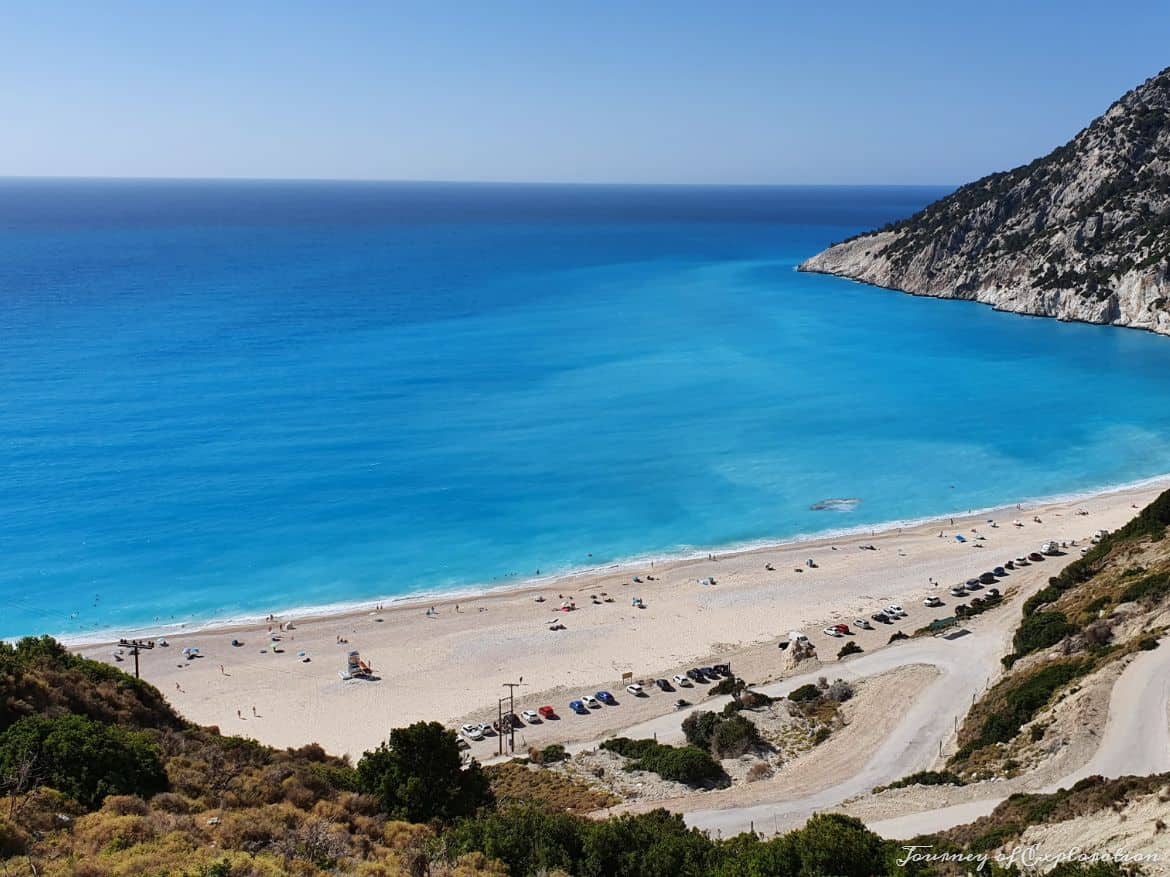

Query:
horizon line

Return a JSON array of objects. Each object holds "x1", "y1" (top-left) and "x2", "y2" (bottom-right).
[{"x1": 0, "y1": 174, "x2": 957, "y2": 189}]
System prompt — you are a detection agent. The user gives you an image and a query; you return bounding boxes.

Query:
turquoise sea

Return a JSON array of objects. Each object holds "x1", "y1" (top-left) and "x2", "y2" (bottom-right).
[{"x1": 4, "y1": 179, "x2": 1170, "y2": 641}]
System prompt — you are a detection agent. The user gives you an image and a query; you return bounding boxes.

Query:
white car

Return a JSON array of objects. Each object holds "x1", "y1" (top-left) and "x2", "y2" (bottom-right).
[
  {"x1": 460, "y1": 723, "x2": 484, "y2": 741},
  {"x1": 924, "y1": 595, "x2": 943, "y2": 607},
  {"x1": 582, "y1": 695, "x2": 601, "y2": 708},
  {"x1": 885, "y1": 605, "x2": 904, "y2": 617},
  {"x1": 854, "y1": 618, "x2": 872, "y2": 630},
  {"x1": 626, "y1": 683, "x2": 645, "y2": 696},
  {"x1": 521, "y1": 709, "x2": 540, "y2": 723},
  {"x1": 823, "y1": 626, "x2": 843, "y2": 637},
  {"x1": 672, "y1": 674, "x2": 693, "y2": 687},
  {"x1": 949, "y1": 586, "x2": 967, "y2": 597},
  {"x1": 889, "y1": 604, "x2": 905, "y2": 615}
]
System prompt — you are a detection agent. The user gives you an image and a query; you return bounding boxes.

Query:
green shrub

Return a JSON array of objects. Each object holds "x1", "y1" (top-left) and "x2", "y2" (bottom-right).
[
  {"x1": 1013, "y1": 610, "x2": 1077, "y2": 656},
  {"x1": 0, "y1": 715, "x2": 166, "y2": 809},
  {"x1": 710, "y1": 715, "x2": 761, "y2": 758},
  {"x1": 599, "y1": 738, "x2": 724, "y2": 786},
  {"x1": 787, "y1": 684, "x2": 821, "y2": 703},
  {"x1": 539, "y1": 743, "x2": 568, "y2": 763},
  {"x1": 876, "y1": 770, "x2": 965, "y2": 792},
  {"x1": 681, "y1": 711, "x2": 722, "y2": 750}
]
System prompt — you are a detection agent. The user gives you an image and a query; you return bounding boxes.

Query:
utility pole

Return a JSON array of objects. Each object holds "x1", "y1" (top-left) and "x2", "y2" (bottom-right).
[
  {"x1": 502, "y1": 680, "x2": 524, "y2": 755},
  {"x1": 118, "y1": 638, "x2": 155, "y2": 679}
]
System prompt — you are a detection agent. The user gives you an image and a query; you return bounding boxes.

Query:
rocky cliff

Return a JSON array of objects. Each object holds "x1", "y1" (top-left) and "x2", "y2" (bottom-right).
[{"x1": 800, "y1": 66, "x2": 1170, "y2": 334}]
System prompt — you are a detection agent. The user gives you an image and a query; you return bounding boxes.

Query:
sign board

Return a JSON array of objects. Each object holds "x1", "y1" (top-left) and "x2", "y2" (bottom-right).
[{"x1": 621, "y1": 671, "x2": 633, "y2": 681}]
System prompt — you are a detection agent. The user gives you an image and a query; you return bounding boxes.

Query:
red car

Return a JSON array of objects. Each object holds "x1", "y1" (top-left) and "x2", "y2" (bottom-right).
[
  {"x1": 538, "y1": 705, "x2": 557, "y2": 720},
  {"x1": 832, "y1": 623, "x2": 851, "y2": 635}
]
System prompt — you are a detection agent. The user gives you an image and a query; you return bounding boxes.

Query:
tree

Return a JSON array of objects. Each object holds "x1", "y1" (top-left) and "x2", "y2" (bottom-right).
[
  {"x1": 356, "y1": 721, "x2": 491, "y2": 823},
  {"x1": 792, "y1": 813, "x2": 885, "y2": 877},
  {"x1": 0, "y1": 715, "x2": 166, "y2": 809}
]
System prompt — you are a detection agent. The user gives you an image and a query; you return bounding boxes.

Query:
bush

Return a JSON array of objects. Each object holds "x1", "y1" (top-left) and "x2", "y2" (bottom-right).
[
  {"x1": 1013, "y1": 611, "x2": 1077, "y2": 656},
  {"x1": 888, "y1": 631, "x2": 909, "y2": 643},
  {"x1": 356, "y1": 721, "x2": 491, "y2": 823},
  {"x1": 0, "y1": 715, "x2": 166, "y2": 809},
  {"x1": 599, "y1": 738, "x2": 724, "y2": 786},
  {"x1": 681, "y1": 712, "x2": 722, "y2": 750},
  {"x1": 787, "y1": 684, "x2": 821, "y2": 703},
  {"x1": 1138, "y1": 635, "x2": 1161, "y2": 651},
  {"x1": 538, "y1": 743, "x2": 568, "y2": 764},
  {"x1": 825, "y1": 680, "x2": 854, "y2": 703},
  {"x1": 876, "y1": 770, "x2": 965, "y2": 792},
  {"x1": 710, "y1": 715, "x2": 761, "y2": 758},
  {"x1": 837, "y1": 641, "x2": 863, "y2": 659}
]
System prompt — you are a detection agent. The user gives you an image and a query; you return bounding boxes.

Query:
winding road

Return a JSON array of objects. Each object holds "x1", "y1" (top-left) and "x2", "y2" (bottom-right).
[{"x1": 564, "y1": 595, "x2": 1170, "y2": 839}]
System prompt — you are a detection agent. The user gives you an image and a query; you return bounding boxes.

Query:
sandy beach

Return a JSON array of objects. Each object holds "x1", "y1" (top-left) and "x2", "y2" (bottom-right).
[{"x1": 83, "y1": 480, "x2": 1167, "y2": 759}]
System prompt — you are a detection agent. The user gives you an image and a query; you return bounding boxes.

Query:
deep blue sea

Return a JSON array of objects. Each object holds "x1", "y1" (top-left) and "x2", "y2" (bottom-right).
[{"x1": 4, "y1": 179, "x2": 1170, "y2": 641}]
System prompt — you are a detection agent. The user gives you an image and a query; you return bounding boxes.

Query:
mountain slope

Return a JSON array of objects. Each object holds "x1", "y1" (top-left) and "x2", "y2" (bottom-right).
[{"x1": 800, "y1": 67, "x2": 1170, "y2": 334}]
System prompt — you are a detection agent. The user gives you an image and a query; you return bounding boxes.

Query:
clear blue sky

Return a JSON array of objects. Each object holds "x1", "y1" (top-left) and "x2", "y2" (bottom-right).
[{"x1": 3, "y1": 1, "x2": 1168, "y2": 185}]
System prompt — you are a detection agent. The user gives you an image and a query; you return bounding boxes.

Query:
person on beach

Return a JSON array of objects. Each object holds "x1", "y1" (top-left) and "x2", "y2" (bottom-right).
[
  {"x1": 251, "y1": 705, "x2": 257, "y2": 717},
  {"x1": 237, "y1": 709, "x2": 242, "y2": 719}
]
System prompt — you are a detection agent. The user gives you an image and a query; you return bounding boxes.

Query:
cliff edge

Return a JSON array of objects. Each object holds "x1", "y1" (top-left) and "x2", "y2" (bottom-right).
[{"x1": 800, "y1": 67, "x2": 1170, "y2": 335}]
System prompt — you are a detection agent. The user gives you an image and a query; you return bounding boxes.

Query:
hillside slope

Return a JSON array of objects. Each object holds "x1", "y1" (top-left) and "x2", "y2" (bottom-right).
[{"x1": 800, "y1": 67, "x2": 1170, "y2": 334}]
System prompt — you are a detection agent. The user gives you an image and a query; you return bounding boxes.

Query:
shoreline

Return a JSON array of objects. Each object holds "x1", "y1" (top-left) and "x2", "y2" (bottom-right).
[
  {"x1": 58, "y1": 471, "x2": 1170, "y2": 648},
  {"x1": 74, "y1": 478, "x2": 1167, "y2": 758}
]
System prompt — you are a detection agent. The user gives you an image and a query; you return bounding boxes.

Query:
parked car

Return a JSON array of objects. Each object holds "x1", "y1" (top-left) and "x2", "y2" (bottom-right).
[
  {"x1": 460, "y1": 723, "x2": 484, "y2": 741},
  {"x1": 831, "y1": 623, "x2": 851, "y2": 635},
  {"x1": 992, "y1": 566, "x2": 1006, "y2": 577},
  {"x1": 1004, "y1": 560, "x2": 1015, "y2": 570},
  {"x1": 686, "y1": 669, "x2": 706, "y2": 683},
  {"x1": 788, "y1": 630, "x2": 809, "y2": 644},
  {"x1": 1029, "y1": 552, "x2": 1045, "y2": 562},
  {"x1": 675, "y1": 699, "x2": 691, "y2": 710},
  {"x1": 569, "y1": 700, "x2": 589, "y2": 715},
  {"x1": 626, "y1": 683, "x2": 645, "y2": 696},
  {"x1": 521, "y1": 709, "x2": 540, "y2": 723},
  {"x1": 854, "y1": 618, "x2": 873, "y2": 629},
  {"x1": 886, "y1": 605, "x2": 905, "y2": 617},
  {"x1": 538, "y1": 705, "x2": 557, "y2": 720},
  {"x1": 979, "y1": 572, "x2": 997, "y2": 585},
  {"x1": 950, "y1": 586, "x2": 967, "y2": 597},
  {"x1": 595, "y1": 691, "x2": 616, "y2": 705},
  {"x1": 655, "y1": 678, "x2": 672, "y2": 692},
  {"x1": 924, "y1": 595, "x2": 943, "y2": 607},
  {"x1": 582, "y1": 694, "x2": 601, "y2": 708},
  {"x1": 871, "y1": 612, "x2": 891, "y2": 623},
  {"x1": 712, "y1": 663, "x2": 731, "y2": 676},
  {"x1": 1015, "y1": 556, "x2": 1030, "y2": 566},
  {"x1": 699, "y1": 666, "x2": 717, "y2": 678},
  {"x1": 672, "y1": 674, "x2": 692, "y2": 687},
  {"x1": 823, "y1": 626, "x2": 843, "y2": 638}
]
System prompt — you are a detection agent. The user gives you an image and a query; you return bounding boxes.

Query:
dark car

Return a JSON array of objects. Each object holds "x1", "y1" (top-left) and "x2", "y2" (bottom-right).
[
  {"x1": 569, "y1": 700, "x2": 588, "y2": 715},
  {"x1": 1004, "y1": 560, "x2": 1015, "y2": 570},
  {"x1": 993, "y1": 566, "x2": 1006, "y2": 576},
  {"x1": 699, "y1": 666, "x2": 717, "y2": 678},
  {"x1": 979, "y1": 572, "x2": 998, "y2": 584},
  {"x1": 1029, "y1": 552, "x2": 1045, "y2": 562},
  {"x1": 596, "y1": 690, "x2": 617, "y2": 705},
  {"x1": 712, "y1": 663, "x2": 731, "y2": 676},
  {"x1": 871, "y1": 612, "x2": 891, "y2": 623},
  {"x1": 685, "y1": 669, "x2": 705, "y2": 683},
  {"x1": 655, "y1": 678, "x2": 672, "y2": 692}
]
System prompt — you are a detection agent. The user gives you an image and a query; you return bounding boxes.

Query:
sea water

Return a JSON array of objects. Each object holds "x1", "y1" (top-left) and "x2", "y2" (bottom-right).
[{"x1": 4, "y1": 179, "x2": 1170, "y2": 640}]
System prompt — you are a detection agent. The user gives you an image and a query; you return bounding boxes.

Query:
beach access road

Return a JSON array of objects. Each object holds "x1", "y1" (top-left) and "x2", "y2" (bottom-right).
[
  {"x1": 549, "y1": 604, "x2": 1015, "y2": 835},
  {"x1": 866, "y1": 631, "x2": 1170, "y2": 839},
  {"x1": 560, "y1": 588, "x2": 1170, "y2": 841}
]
